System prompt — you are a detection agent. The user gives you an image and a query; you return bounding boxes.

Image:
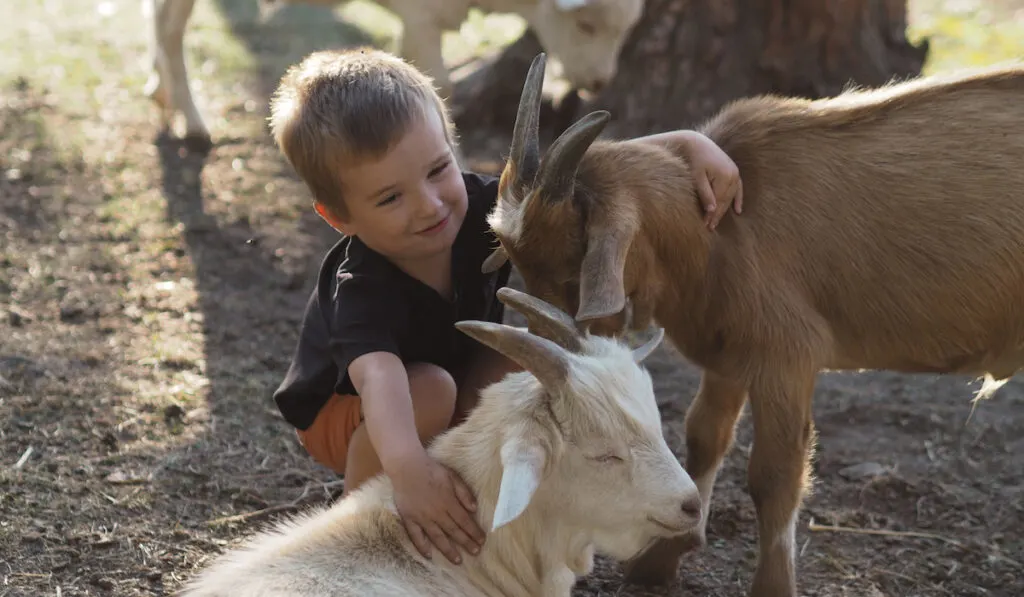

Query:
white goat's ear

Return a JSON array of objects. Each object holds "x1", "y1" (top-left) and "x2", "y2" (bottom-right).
[
  {"x1": 492, "y1": 437, "x2": 548, "y2": 531},
  {"x1": 632, "y1": 327, "x2": 665, "y2": 362},
  {"x1": 554, "y1": 0, "x2": 590, "y2": 10}
]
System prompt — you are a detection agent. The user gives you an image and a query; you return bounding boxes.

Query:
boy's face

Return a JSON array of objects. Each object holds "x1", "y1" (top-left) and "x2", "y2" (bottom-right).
[{"x1": 321, "y1": 106, "x2": 467, "y2": 265}]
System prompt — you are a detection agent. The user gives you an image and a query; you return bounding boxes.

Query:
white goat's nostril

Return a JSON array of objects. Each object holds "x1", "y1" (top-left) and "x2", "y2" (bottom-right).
[{"x1": 681, "y1": 496, "x2": 701, "y2": 519}]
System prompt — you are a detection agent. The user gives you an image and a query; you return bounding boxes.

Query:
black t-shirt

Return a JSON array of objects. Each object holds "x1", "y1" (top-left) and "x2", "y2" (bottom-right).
[{"x1": 273, "y1": 172, "x2": 513, "y2": 431}]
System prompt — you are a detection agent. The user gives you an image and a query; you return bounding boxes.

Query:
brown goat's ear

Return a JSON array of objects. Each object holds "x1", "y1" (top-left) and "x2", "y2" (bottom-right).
[
  {"x1": 481, "y1": 246, "x2": 509, "y2": 274},
  {"x1": 535, "y1": 110, "x2": 610, "y2": 203},
  {"x1": 576, "y1": 220, "x2": 634, "y2": 323}
]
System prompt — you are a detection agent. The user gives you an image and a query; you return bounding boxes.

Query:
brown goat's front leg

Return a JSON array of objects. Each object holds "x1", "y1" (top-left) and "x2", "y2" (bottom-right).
[
  {"x1": 746, "y1": 370, "x2": 817, "y2": 597},
  {"x1": 622, "y1": 371, "x2": 748, "y2": 586}
]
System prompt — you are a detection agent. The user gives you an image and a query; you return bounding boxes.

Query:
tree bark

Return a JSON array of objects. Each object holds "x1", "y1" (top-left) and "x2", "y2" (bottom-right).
[{"x1": 591, "y1": 0, "x2": 929, "y2": 137}]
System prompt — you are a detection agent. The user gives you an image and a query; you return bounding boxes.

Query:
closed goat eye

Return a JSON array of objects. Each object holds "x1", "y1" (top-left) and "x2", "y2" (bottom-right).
[{"x1": 590, "y1": 453, "x2": 624, "y2": 464}]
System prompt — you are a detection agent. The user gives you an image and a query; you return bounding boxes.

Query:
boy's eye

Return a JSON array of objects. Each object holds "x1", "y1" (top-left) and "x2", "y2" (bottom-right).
[
  {"x1": 376, "y1": 194, "x2": 398, "y2": 207},
  {"x1": 428, "y1": 160, "x2": 450, "y2": 178}
]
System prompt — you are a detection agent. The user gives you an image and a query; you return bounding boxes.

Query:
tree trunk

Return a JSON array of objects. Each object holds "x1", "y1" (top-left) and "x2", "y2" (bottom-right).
[{"x1": 592, "y1": 0, "x2": 929, "y2": 137}]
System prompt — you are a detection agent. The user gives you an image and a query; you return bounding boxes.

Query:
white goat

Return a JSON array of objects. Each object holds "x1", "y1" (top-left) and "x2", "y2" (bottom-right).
[
  {"x1": 177, "y1": 286, "x2": 701, "y2": 597},
  {"x1": 143, "y1": 0, "x2": 644, "y2": 150}
]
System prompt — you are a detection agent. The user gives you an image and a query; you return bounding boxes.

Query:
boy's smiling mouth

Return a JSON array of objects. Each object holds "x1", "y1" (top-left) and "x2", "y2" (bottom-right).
[{"x1": 417, "y1": 215, "x2": 450, "y2": 236}]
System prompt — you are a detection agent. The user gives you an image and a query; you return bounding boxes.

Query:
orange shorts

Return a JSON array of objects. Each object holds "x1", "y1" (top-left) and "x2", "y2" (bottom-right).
[{"x1": 295, "y1": 394, "x2": 363, "y2": 475}]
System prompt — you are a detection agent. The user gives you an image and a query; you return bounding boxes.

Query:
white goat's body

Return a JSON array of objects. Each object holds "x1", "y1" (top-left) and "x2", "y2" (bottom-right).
[
  {"x1": 141, "y1": 0, "x2": 643, "y2": 149},
  {"x1": 179, "y1": 290, "x2": 701, "y2": 597}
]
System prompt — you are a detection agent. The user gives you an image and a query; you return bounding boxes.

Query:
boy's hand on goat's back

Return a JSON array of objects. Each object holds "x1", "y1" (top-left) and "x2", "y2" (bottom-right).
[
  {"x1": 392, "y1": 451, "x2": 485, "y2": 564},
  {"x1": 682, "y1": 131, "x2": 744, "y2": 230},
  {"x1": 631, "y1": 129, "x2": 744, "y2": 230}
]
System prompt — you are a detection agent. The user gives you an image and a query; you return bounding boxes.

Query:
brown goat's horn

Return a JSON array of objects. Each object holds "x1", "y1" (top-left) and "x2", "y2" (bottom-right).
[
  {"x1": 508, "y1": 53, "x2": 547, "y2": 197},
  {"x1": 455, "y1": 320, "x2": 570, "y2": 392},
  {"x1": 496, "y1": 287, "x2": 583, "y2": 352},
  {"x1": 535, "y1": 110, "x2": 610, "y2": 202}
]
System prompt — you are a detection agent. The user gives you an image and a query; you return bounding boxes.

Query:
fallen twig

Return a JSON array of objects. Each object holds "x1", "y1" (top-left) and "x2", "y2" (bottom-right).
[
  {"x1": 808, "y1": 518, "x2": 1023, "y2": 569},
  {"x1": 205, "y1": 479, "x2": 347, "y2": 528},
  {"x1": 808, "y1": 518, "x2": 964, "y2": 547},
  {"x1": 13, "y1": 446, "x2": 34, "y2": 469}
]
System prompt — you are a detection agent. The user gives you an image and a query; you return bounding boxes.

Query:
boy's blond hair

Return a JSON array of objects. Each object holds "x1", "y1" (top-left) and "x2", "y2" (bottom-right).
[{"x1": 269, "y1": 47, "x2": 458, "y2": 218}]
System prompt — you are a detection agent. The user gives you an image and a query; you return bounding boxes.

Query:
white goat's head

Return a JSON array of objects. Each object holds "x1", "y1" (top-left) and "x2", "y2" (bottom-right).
[
  {"x1": 529, "y1": 0, "x2": 645, "y2": 91},
  {"x1": 455, "y1": 287, "x2": 700, "y2": 561}
]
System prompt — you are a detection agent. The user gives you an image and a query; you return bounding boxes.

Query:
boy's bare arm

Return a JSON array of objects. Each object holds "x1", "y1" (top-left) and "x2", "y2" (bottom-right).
[
  {"x1": 348, "y1": 353, "x2": 485, "y2": 564},
  {"x1": 349, "y1": 352, "x2": 425, "y2": 472}
]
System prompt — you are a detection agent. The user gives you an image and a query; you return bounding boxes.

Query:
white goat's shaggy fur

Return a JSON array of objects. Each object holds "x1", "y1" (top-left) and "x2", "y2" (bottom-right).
[
  {"x1": 178, "y1": 288, "x2": 700, "y2": 597},
  {"x1": 142, "y1": 0, "x2": 644, "y2": 148}
]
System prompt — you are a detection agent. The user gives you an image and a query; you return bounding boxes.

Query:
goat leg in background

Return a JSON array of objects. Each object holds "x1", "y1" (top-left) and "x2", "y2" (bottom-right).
[
  {"x1": 622, "y1": 370, "x2": 749, "y2": 585},
  {"x1": 144, "y1": 0, "x2": 213, "y2": 153}
]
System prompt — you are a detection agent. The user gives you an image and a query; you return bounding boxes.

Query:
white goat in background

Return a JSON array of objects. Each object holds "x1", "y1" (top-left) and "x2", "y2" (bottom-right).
[
  {"x1": 178, "y1": 286, "x2": 701, "y2": 597},
  {"x1": 143, "y1": 0, "x2": 644, "y2": 150}
]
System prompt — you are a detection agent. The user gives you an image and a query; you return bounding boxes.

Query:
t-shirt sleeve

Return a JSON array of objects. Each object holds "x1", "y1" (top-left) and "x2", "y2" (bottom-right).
[
  {"x1": 272, "y1": 271, "x2": 407, "y2": 430},
  {"x1": 326, "y1": 271, "x2": 407, "y2": 385},
  {"x1": 272, "y1": 286, "x2": 340, "y2": 430}
]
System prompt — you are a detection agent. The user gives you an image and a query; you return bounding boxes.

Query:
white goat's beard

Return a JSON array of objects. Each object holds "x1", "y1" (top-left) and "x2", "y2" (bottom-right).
[{"x1": 593, "y1": 527, "x2": 659, "y2": 563}]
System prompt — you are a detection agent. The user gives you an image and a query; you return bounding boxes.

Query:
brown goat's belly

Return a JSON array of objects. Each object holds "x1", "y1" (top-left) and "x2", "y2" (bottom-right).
[{"x1": 827, "y1": 344, "x2": 1024, "y2": 379}]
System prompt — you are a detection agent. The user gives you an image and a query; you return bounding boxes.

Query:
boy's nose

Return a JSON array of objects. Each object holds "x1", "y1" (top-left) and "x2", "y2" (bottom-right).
[{"x1": 417, "y1": 191, "x2": 445, "y2": 214}]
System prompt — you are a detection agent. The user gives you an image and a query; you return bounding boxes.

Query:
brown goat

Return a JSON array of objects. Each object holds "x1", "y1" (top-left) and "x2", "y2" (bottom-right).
[{"x1": 482, "y1": 53, "x2": 1024, "y2": 597}]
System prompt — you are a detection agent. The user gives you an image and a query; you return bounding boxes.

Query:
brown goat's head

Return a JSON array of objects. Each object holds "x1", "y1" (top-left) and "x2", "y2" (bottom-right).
[{"x1": 484, "y1": 53, "x2": 645, "y2": 337}]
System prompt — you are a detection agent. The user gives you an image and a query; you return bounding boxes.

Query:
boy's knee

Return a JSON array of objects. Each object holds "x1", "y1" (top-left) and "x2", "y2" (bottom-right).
[{"x1": 406, "y1": 362, "x2": 458, "y2": 414}]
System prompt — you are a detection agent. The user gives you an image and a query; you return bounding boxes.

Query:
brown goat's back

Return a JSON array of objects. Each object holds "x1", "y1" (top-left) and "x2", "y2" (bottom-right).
[{"x1": 697, "y1": 64, "x2": 1024, "y2": 379}]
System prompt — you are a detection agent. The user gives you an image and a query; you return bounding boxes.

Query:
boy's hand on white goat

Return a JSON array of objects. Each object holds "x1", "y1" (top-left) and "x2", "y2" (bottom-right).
[{"x1": 391, "y1": 451, "x2": 485, "y2": 564}]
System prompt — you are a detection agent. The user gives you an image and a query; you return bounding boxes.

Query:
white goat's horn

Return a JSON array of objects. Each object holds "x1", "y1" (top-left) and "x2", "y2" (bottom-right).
[
  {"x1": 496, "y1": 287, "x2": 583, "y2": 353},
  {"x1": 455, "y1": 320, "x2": 570, "y2": 391}
]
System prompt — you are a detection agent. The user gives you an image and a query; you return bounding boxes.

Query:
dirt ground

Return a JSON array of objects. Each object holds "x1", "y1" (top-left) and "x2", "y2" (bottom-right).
[{"x1": 2, "y1": 1, "x2": 1022, "y2": 596}]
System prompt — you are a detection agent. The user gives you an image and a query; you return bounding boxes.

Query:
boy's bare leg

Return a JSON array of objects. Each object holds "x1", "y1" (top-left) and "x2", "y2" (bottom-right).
[
  {"x1": 344, "y1": 362, "x2": 458, "y2": 493},
  {"x1": 452, "y1": 345, "x2": 522, "y2": 427}
]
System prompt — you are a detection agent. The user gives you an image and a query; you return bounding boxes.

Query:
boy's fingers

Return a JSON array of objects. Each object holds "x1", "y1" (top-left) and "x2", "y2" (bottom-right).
[
  {"x1": 440, "y1": 514, "x2": 479, "y2": 556},
  {"x1": 406, "y1": 521, "x2": 432, "y2": 560},
  {"x1": 449, "y1": 502, "x2": 486, "y2": 547},
  {"x1": 696, "y1": 174, "x2": 717, "y2": 220},
  {"x1": 424, "y1": 522, "x2": 462, "y2": 564},
  {"x1": 450, "y1": 476, "x2": 486, "y2": 545},
  {"x1": 452, "y1": 474, "x2": 478, "y2": 513},
  {"x1": 733, "y1": 178, "x2": 744, "y2": 213}
]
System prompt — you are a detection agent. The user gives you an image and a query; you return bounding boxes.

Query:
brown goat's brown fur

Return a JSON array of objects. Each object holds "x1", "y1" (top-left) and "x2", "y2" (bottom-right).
[{"x1": 486, "y1": 56, "x2": 1024, "y2": 597}]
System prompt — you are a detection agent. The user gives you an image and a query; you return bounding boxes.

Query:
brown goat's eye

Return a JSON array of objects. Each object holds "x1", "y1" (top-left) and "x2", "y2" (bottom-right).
[
  {"x1": 591, "y1": 453, "x2": 624, "y2": 464},
  {"x1": 577, "y1": 21, "x2": 596, "y2": 35}
]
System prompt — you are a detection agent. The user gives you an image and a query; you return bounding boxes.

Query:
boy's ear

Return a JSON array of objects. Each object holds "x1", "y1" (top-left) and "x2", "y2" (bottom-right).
[{"x1": 315, "y1": 202, "x2": 356, "y2": 236}]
